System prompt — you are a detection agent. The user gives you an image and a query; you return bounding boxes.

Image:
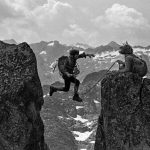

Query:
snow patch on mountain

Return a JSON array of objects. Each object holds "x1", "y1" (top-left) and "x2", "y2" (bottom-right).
[
  {"x1": 134, "y1": 48, "x2": 150, "y2": 56},
  {"x1": 48, "y1": 42, "x2": 54, "y2": 46},
  {"x1": 72, "y1": 130, "x2": 94, "y2": 141},
  {"x1": 100, "y1": 51, "x2": 119, "y2": 58},
  {"x1": 76, "y1": 106, "x2": 84, "y2": 109},
  {"x1": 43, "y1": 95, "x2": 47, "y2": 98},
  {"x1": 79, "y1": 51, "x2": 85, "y2": 54},
  {"x1": 93, "y1": 50, "x2": 119, "y2": 62},
  {"x1": 43, "y1": 93, "x2": 49, "y2": 98},
  {"x1": 40, "y1": 51, "x2": 47, "y2": 55},
  {"x1": 86, "y1": 121, "x2": 95, "y2": 127},
  {"x1": 58, "y1": 116, "x2": 63, "y2": 119},
  {"x1": 94, "y1": 100, "x2": 100, "y2": 104},
  {"x1": 90, "y1": 141, "x2": 95, "y2": 144},
  {"x1": 93, "y1": 54, "x2": 102, "y2": 61},
  {"x1": 74, "y1": 115, "x2": 88, "y2": 123},
  {"x1": 72, "y1": 43, "x2": 93, "y2": 49}
]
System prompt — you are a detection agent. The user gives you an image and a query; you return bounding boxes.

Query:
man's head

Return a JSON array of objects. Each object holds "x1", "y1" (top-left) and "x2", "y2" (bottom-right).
[
  {"x1": 119, "y1": 42, "x2": 133, "y2": 55},
  {"x1": 69, "y1": 49, "x2": 79, "y2": 58}
]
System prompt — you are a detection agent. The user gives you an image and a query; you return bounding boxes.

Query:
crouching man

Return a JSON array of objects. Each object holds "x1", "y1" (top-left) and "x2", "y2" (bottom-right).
[{"x1": 116, "y1": 42, "x2": 147, "y2": 77}]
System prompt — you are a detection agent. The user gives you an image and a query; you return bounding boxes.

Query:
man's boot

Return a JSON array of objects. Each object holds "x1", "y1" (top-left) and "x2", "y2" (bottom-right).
[
  {"x1": 73, "y1": 93, "x2": 82, "y2": 102},
  {"x1": 49, "y1": 86, "x2": 57, "y2": 96}
]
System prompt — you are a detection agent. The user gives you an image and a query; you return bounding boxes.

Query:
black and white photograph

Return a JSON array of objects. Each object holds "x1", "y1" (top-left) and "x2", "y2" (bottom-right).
[{"x1": 0, "y1": 0, "x2": 150, "y2": 150}]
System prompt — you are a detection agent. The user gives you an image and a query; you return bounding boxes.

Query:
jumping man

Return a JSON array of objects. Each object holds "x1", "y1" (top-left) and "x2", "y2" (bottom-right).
[{"x1": 49, "y1": 48, "x2": 95, "y2": 102}]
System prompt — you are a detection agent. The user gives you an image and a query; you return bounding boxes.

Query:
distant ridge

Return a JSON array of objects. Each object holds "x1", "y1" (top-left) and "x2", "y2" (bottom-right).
[
  {"x1": 2, "y1": 39, "x2": 147, "y2": 85},
  {"x1": 133, "y1": 45, "x2": 150, "y2": 50},
  {"x1": 107, "y1": 41, "x2": 120, "y2": 50},
  {"x1": 1, "y1": 39, "x2": 150, "y2": 50},
  {"x1": 3, "y1": 39, "x2": 17, "y2": 44}
]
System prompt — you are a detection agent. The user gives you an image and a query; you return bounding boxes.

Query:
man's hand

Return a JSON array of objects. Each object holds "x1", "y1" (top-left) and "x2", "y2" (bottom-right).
[
  {"x1": 87, "y1": 54, "x2": 95, "y2": 58},
  {"x1": 116, "y1": 60, "x2": 124, "y2": 64},
  {"x1": 66, "y1": 73, "x2": 74, "y2": 78}
]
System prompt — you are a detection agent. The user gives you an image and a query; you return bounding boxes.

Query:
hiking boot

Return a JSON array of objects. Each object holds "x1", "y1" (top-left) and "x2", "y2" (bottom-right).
[
  {"x1": 49, "y1": 86, "x2": 56, "y2": 96},
  {"x1": 73, "y1": 94, "x2": 82, "y2": 102}
]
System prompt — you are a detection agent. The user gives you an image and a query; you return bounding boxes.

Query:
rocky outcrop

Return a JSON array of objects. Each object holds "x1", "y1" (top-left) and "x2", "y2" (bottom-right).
[
  {"x1": 0, "y1": 41, "x2": 48, "y2": 150},
  {"x1": 94, "y1": 72, "x2": 150, "y2": 150}
]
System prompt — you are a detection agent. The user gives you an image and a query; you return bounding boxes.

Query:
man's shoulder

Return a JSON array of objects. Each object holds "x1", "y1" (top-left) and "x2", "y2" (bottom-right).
[
  {"x1": 58, "y1": 56, "x2": 69, "y2": 64},
  {"x1": 126, "y1": 55, "x2": 134, "y2": 59},
  {"x1": 58, "y1": 55, "x2": 69, "y2": 61}
]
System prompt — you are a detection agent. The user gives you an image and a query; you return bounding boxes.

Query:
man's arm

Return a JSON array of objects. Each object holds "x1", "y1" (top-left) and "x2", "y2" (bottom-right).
[
  {"x1": 77, "y1": 52, "x2": 95, "y2": 59},
  {"x1": 116, "y1": 60, "x2": 125, "y2": 70},
  {"x1": 116, "y1": 60, "x2": 124, "y2": 65}
]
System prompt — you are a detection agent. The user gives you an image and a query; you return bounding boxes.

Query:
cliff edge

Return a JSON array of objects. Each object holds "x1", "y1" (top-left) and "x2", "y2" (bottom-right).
[
  {"x1": 94, "y1": 72, "x2": 150, "y2": 150},
  {"x1": 0, "y1": 41, "x2": 48, "y2": 150}
]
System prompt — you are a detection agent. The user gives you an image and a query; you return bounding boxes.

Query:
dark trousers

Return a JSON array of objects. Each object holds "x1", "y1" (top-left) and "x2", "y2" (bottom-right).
[{"x1": 54, "y1": 75, "x2": 80, "y2": 95}]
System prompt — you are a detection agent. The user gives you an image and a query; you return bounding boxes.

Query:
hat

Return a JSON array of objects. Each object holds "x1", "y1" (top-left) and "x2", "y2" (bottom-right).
[
  {"x1": 69, "y1": 49, "x2": 79, "y2": 56},
  {"x1": 119, "y1": 43, "x2": 133, "y2": 54}
]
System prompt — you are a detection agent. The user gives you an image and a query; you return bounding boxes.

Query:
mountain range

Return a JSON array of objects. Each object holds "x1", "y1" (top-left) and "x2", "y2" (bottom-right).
[{"x1": 2, "y1": 39, "x2": 150, "y2": 85}]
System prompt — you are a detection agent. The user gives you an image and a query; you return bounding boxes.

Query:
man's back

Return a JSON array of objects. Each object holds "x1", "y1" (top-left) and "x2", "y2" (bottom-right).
[{"x1": 127, "y1": 54, "x2": 147, "y2": 77}]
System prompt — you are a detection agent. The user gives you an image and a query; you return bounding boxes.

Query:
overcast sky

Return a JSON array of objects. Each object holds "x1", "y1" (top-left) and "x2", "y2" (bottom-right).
[{"x1": 0, "y1": 0, "x2": 150, "y2": 46}]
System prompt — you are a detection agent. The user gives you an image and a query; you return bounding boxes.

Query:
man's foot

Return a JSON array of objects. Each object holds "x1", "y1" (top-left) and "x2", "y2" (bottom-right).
[
  {"x1": 73, "y1": 94, "x2": 82, "y2": 102},
  {"x1": 49, "y1": 86, "x2": 56, "y2": 96}
]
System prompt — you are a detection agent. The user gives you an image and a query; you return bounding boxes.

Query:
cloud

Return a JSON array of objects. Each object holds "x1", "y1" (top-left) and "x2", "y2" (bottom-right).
[
  {"x1": 0, "y1": 1, "x2": 150, "y2": 46},
  {"x1": 31, "y1": 0, "x2": 72, "y2": 24},
  {"x1": 62, "y1": 24, "x2": 101, "y2": 46},
  {"x1": 26, "y1": 0, "x2": 73, "y2": 41},
  {"x1": 93, "y1": 3, "x2": 150, "y2": 29},
  {"x1": 63, "y1": 24, "x2": 86, "y2": 38},
  {"x1": 91, "y1": 3, "x2": 150, "y2": 45},
  {"x1": 0, "y1": 0, "x2": 73, "y2": 43},
  {"x1": 5, "y1": 0, "x2": 47, "y2": 11},
  {"x1": 0, "y1": 0, "x2": 24, "y2": 20}
]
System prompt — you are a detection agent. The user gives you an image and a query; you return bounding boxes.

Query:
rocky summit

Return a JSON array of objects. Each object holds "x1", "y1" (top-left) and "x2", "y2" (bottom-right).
[
  {"x1": 95, "y1": 72, "x2": 150, "y2": 150},
  {"x1": 0, "y1": 41, "x2": 49, "y2": 150}
]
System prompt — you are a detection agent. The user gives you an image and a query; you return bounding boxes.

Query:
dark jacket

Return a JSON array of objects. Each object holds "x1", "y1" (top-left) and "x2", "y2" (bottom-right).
[{"x1": 59, "y1": 53, "x2": 86, "y2": 75}]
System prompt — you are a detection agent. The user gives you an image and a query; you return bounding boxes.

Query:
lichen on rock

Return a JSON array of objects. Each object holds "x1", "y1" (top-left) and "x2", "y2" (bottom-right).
[{"x1": 0, "y1": 41, "x2": 48, "y2": 150}]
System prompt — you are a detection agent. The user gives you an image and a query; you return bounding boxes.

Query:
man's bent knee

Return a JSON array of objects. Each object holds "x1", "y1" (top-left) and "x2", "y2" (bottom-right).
[
  {"x1": 75, "y1": 80, "x2": 80, "y2": 86},
  {"x1": 63, "y1": 87, "x2": 70, "y2": 92}
]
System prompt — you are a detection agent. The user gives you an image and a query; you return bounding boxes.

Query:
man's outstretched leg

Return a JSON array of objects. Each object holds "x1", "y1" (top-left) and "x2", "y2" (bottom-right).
[
  {"x1": 49, "y1": 76, "x2": 82, "y2": 102},
  {"x1": 49, "y1": 76, "x2": 70, "y2": 96}
]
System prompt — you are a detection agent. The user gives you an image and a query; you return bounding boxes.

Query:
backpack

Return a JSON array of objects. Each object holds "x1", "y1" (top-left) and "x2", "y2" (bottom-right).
[
  {"x1": 57, "y1": 56, "x2": 68, "y2": 75},
  {"x1": 132, "y1": 55, "x2": 148, "y2": 77},
  {"x1": 139, "y1": 58, "x2": 148, "y2": 77},
  {"x1": 57, "y1": 56, "x2": 80, "y2": 76}
]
